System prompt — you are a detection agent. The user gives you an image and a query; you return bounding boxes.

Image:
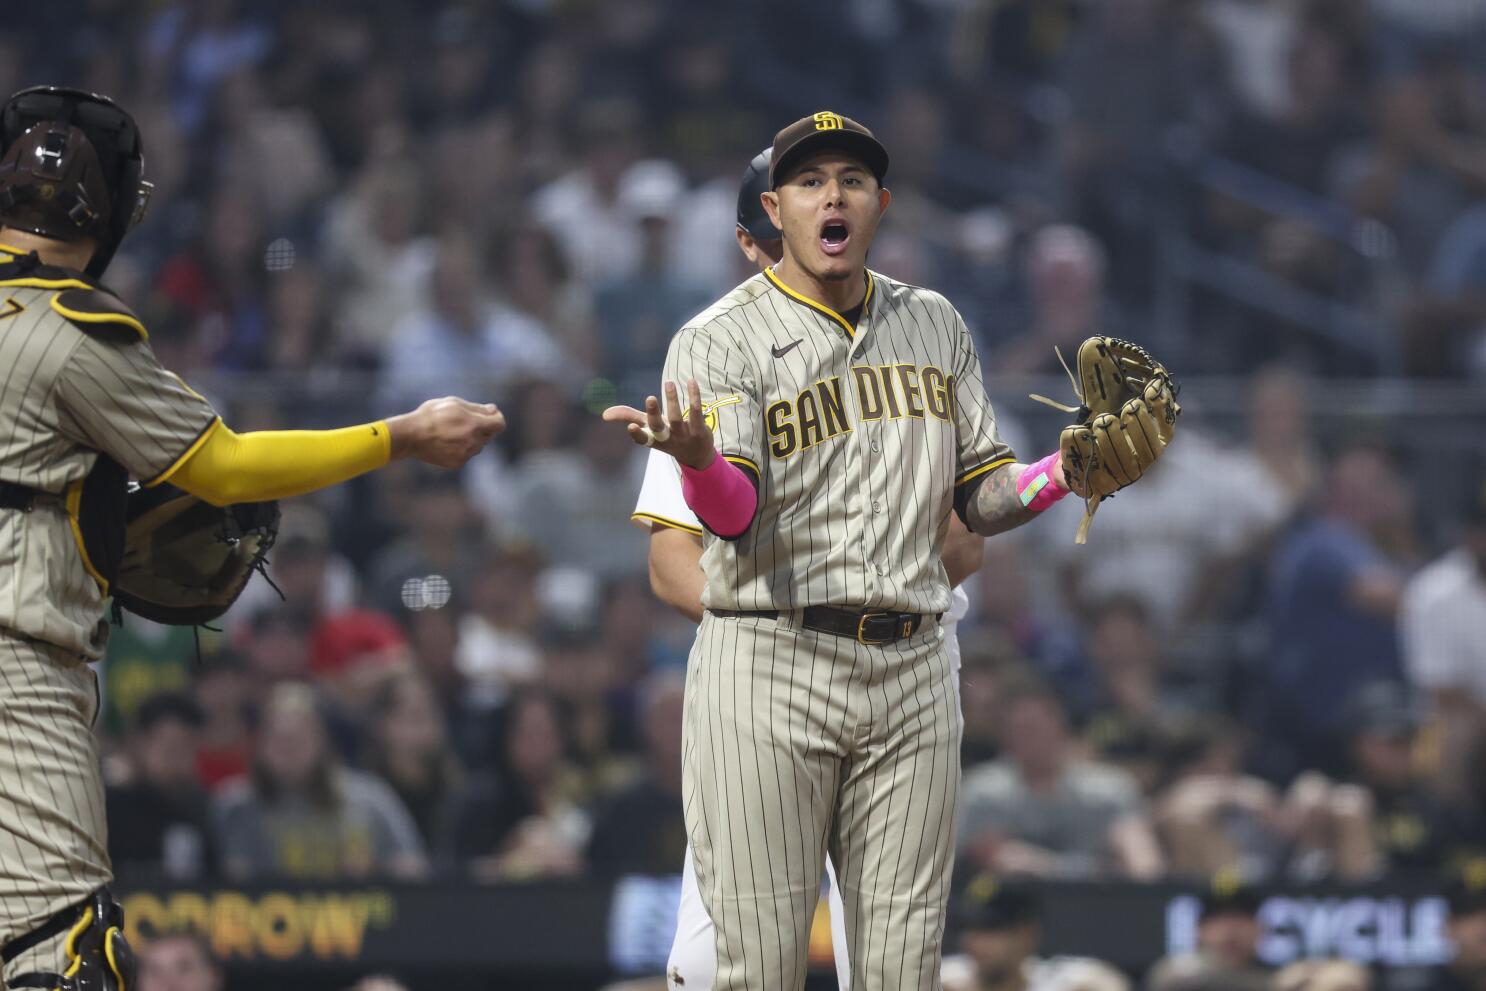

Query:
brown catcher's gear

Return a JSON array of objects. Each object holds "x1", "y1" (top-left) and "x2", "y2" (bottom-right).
[
  {"x1": 2, "y1": 889, "x2": 136, "y2": 991},
  {"x1": 1032, "y1": 336, "x2": 1181, "y2": 544},
  {"x1": 0, "y1": 122, "x2": 113, "y2": 244},
  {"x1": 113, "y1": 483, "x2": 281, "y2": 627},
  {"x1": 0, "y1": 86, "x2": 153, "y2": 277}
]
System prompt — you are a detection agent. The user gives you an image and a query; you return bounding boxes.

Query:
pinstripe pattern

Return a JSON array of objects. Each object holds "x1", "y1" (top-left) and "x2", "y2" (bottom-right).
[
  {"x1": 0, "y1": 635, "x2": 109, "y2": 983},
  {"x1": 685, "y1": 613, "x2": 959, "y2": 990},
  {"x1": 0, "y1": 285, "x2": 216, "y2": 656},
  {"x1": 0, "y1": 274, "x2": 216, "y2": 980},
  {"x1": 663, "y1": 269, "x2": 1005, "y2": 988},
  {"x1": 662, "y1": 270, "x2": 1012, "y2": 615}
]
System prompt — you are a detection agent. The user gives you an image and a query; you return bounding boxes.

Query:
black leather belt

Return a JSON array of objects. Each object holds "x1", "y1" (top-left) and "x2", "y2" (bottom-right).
[
  {"x1": 0, "y1": 480, "x2": 40, "y2": 511},
  {"x1": 709, "y1": 605, "x2": 932, "y2": 646}
]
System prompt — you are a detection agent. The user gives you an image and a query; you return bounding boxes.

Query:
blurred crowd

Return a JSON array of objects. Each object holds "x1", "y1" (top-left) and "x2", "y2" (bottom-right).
[{"x1": 12, "y1": 0, "x2": 1486, "y2": 985}]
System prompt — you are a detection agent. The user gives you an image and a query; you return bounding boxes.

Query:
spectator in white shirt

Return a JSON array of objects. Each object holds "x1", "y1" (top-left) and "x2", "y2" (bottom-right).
[
  {"x1": 530, "y1": 97, "x2": 644, "y2": 284},
  {"x1": 379, "y1": 230, "x2": 565, "y2": 410},
  {"x1": 1401, "y1": 478, "x2": 1486, "y2": 801}
]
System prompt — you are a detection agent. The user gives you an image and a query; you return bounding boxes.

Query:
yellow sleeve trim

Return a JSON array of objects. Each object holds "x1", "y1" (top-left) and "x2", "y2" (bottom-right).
[
  {"x1": 763, "y1": 266, "x2": 872, "y2": 340},
  {"x1": 144, "y1": 416, "x2": 222, "y2": 488},
  {"x1": 955, "y1": 456, "x2": 1015, "y2": 487},
  {"x1": 50, "y1": 295, "x2": 148, "y2": 340},
  {"x1": 0, "y1": 276, "x2": 93, "y2": 291},
  {"x1": 631, "y1": 512, "x2": 705, "y2": 536},
  {"x1": 64, "y1": 479, "x2": 109, "y2": 596},
  {"x1": 723, "y1": 454, "x2": 760, "y2": 475}
]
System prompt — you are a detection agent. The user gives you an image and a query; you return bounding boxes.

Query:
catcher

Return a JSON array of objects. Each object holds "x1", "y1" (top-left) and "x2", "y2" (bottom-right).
[{"x1": 0, "y1": 86, "x2": 503, "y2": 991}]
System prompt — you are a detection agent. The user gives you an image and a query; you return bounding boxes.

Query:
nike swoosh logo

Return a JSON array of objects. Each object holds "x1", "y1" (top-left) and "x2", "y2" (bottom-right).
[{"x1": 771, "y1": 339, "x2": 803, "y2": 358}]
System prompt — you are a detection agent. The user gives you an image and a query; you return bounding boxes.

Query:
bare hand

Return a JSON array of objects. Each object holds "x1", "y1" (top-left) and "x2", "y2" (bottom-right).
[
  {"x1": 387, "y1": 396, "x2": 506, "y2": 468},
  {"x1": 602, "y1": 379, "x2": 716, "y2": 469}
]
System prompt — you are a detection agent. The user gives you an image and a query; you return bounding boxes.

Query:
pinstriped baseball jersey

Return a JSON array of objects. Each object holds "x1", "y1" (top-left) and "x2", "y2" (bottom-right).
[
  {"x1": 661, "y1": 266, "x2": 1013, "y2": 615},
  {"x1": 0, "y1": 270, "x2": 218, "y2": 656},
  {"x1": 630, "y1": 446, "x2": 971, "y2": 663}
]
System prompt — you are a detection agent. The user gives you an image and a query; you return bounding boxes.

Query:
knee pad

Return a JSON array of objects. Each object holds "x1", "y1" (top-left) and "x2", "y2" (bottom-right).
[{"x1": 4, "y1": 889, "x2": 136, "y2": 991}]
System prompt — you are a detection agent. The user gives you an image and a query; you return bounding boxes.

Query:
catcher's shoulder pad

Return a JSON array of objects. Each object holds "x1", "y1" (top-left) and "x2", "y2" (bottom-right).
[{"x1": 50, "y1": 286, "x2": 147, "y2": 342}]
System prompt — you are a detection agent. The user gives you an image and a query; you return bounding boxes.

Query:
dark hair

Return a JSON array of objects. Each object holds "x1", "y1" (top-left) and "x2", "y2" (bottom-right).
[
  {"x1": 489, "y1": 220, "x2": 571, "y2": 286},
  {"x1": 363, "y1": 670, "x2": 462, "y2": 796},
  {"x1": 1087, "y1": 593, "x2": 1152, "y2": 629},
  {"x1": 491, "y1": 687, "x2": 569, "y2": 803},
  {"x1": 251, "y1": 684, "x2": 340, "y2": 810},
  {"x1": 996, "y1": 673, "x2": 1065, "y2": 719},
  {"x1": 248, "y1": 605, "x2": 315, "y2": 638},
  {"x1": 133, "y1": 690, "x2": 204, "y2": 735}
]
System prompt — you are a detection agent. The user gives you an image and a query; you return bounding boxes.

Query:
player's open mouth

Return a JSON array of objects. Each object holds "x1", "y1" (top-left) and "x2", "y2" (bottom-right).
[{"x1": 820, "y1": 220, "x2": 850, "y2": 257}]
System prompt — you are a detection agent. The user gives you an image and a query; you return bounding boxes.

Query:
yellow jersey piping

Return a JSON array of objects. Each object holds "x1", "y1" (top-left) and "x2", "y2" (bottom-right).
[
  {"x1": 144, "y1": 416, "x2": 222, "y2": 488},
  {"x1": 955, "y1": 456, "x2": 1015, "y2": 487},
  {"x1": 723, "y1": 454, "x2": 760, "y2": 476},
  {"x1": 0, "y1": 276, "x2": 93, "y2": 291},
  {"x1": 50, "y1": 295, "x2": 148, "y2": 340},
  {"x1": 630, "y1": 512, "x2": 705, "y2": 536},
  {"x1": 64, "y1": 481, "x2": 109, "y2": 595},
  {"x1": 763, "y1": 266, "x2": 873, "y2": 340}
]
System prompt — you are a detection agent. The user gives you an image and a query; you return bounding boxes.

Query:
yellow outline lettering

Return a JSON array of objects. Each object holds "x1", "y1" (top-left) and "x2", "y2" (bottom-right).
[
  {"x1": 852, "y1": 365, "x2": 884, "y2": 421},
  {"x1": 796, "y1": 388, "x2": 824, "y2": 450},
  {"x1": 894, "y1": 363, "x2": 925, "y2": 418},
  {"x1": 878, "y1": 365, "x2": 904, "y2": 419},
  {"x1": 923, "y1": 366, "x2": 951, "y2": 421},
  {"x1": 817, "y1": 377, "x2": 851, "y2": 439},
  {"x1": 766, "y1": 399, "x2": 797, "y2": 459}
]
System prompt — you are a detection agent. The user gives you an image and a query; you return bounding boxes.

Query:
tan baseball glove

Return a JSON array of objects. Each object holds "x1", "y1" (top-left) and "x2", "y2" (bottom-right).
[{"x1": 1031, "y1": 336, "x2": 1181, "y2": 544}]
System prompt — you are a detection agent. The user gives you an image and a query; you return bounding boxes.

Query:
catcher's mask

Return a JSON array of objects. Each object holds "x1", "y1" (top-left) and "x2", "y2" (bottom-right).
[{"x1": 0, "y1": 86, "x2": 152, "y2": 278}]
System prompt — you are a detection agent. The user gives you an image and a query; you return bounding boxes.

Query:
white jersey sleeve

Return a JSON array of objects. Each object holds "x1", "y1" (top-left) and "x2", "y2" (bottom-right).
[
  {"x1": 941, "y1": 585, "x2": 969, "y2": 674},
  {"x1": 631, "y1": 448, "x2": 703, "y2": 534}
]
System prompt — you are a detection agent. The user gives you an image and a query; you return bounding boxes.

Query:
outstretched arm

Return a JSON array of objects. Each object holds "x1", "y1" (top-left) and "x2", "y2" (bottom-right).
[
  {"x1": 605, "y1": 379, "x2": 758, "y2": 540},
  {"x1": 167, "y1": 397, "x2": 504, "y2": 506}
]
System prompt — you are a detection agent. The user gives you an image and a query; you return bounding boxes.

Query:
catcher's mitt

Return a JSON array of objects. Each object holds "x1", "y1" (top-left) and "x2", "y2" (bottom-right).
[
  {"x1": 1031, "y1": 336, "x2": 1181, "y2": 544},
  {"x1": 112, "y1": 483, "x2": 280, "y2": 626}
]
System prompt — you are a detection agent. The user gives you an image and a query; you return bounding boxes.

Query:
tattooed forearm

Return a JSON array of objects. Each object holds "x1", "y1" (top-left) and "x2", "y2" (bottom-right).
[{"x1": 965, "y1": 463, "x2": 1040, "y2": 536}]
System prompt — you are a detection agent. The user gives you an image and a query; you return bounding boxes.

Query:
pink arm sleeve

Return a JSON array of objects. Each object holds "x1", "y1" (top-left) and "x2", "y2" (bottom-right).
[
  {"x1": 1016, "y1": 451, "x2": 1070, "y2": 512},
  {"x1": 680, "y1": 454, "x2": 758, "y2": 539}
]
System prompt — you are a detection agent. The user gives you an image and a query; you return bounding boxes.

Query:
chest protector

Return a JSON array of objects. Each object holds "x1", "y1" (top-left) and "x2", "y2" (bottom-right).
[{"x1": 68, "y1": 452, "x2": 129, "y2": 595}]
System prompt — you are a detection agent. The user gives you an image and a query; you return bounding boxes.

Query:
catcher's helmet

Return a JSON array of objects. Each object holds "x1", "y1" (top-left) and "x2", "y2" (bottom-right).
[
  {"x1": 736, "y1": 147, "x2": 781, "y2": 242},
  {"x1": 0, "y1": 86, "x2": 152, "y2": 277}
]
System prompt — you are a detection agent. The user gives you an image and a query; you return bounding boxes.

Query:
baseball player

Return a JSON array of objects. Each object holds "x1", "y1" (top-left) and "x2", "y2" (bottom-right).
[
  {"x1": 0, "y1": 87, "x2": 503, "y2": 991},
  {"x1": 603, "y1": 110, "x2": 1174, "y2": 991},
  {"x1": 631, "y1": 147, "x2": 985, "y2": 991}
]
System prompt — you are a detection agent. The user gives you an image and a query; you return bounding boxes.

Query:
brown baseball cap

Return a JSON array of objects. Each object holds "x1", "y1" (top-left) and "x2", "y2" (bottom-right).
[{"x1": 768, "y1": 111, "x2": 889, "y2": 189}]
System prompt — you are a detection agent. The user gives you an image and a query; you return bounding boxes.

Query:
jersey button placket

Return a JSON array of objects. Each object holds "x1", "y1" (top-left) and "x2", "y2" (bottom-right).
[{"x1": 852, "y1": 308, "x2": 886, "y2": 599}]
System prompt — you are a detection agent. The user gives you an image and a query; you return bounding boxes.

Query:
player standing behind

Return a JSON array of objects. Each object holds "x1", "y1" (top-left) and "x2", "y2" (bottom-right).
[
  {"x1": 0, "y1": 86, "x2": 503, "y2": 991},
  {"x1": 605, "y1": 111, "x2": 1174, "y2": 990},
  {"x1": 630, "y1": 147, "x2": 984, "y2": 991}
]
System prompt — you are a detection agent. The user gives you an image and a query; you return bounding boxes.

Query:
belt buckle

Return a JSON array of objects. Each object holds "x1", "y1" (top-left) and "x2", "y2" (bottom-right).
[{"x1": 856, "y1": 611, "x2": 893, "y2": 645}]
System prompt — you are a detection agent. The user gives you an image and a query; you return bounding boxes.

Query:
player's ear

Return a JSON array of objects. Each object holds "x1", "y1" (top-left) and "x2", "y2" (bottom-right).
[
  {"x1": 735, "y1": 228, "x2": 757, "y2": 263},
  {"x1": 761, "y1": 191, "x2": 782, "y2": 230},
  {"x1": 877, "y1": 185, "x2": 891, "y2": 216}
]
